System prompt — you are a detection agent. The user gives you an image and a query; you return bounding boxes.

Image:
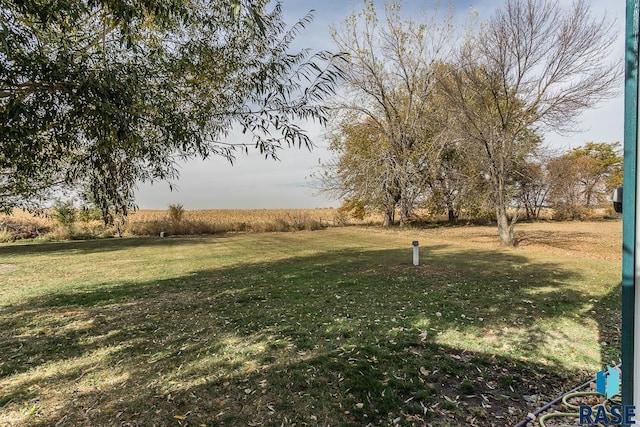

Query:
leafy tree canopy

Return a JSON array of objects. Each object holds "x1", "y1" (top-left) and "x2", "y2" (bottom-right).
[
  {"x1": 324, "y1": 0, "x2": 453, "y2": 226},
  {"x1": 1, "y1": 0, "x2": 343, "y2": 221},
  {"x1": 437, "y1": 0, "x2": 619, "y2": 245},
  {"x1": 553, "y1": 141, "x2": 623, "y2": 210}
]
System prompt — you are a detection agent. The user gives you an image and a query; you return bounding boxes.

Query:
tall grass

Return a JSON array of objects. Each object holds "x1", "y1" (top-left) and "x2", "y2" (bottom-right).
[
  {"x1": 0, "y1": 210, "x2": 52, "y2": 242},
  {"x1": 126, "y1": 209, "x2": 333, "y2": 236},
  {"x1": 0, "y1": 208, "x2": 370, "y2": 241},
  {"x1": 0, "y1": 206, "x2": 618, "y2": 242}
]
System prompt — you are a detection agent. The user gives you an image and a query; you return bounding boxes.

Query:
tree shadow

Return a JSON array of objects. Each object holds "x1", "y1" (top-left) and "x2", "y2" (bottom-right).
[
  {"x1": 594, "y1": 281, "x2": 622, "y2": 367},
  {"x1": 0, "y1": 234, "x2": 233, "y2": 257},
  {"x1": 516, "y1": 229, "x2": 602, "y2": 251},
  {"x1": 0, "y1": 244, "x2": 615, "y2": 426}
]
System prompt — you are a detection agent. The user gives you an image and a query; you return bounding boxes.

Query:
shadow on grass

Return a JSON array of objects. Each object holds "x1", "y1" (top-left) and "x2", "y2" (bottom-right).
[
  {"x1": 0, "y1": 244, "x2": 617, "y2": 426},
  {"x1": 594, "y1": 282, "x2": 622, "y2": 367},
  {"x1": 0, "y1": 234, "x2": 231, "y2": 257}
]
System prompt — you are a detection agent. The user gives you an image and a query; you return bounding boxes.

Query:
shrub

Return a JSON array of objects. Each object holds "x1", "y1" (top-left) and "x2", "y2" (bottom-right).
[
  {"x1": 303, "y1": 217, "x2": 325, "y2": 231},
  {"x1": 274, "y1": 216, "x2": 291, "y2": 231},
  {"x1": 125, "y1": 219, "x2": 221, "y2": 236},
  {"x1": 52, "y1": 200, "x2": 76, "y2": 227},
  {"x1": 333, "y1": 210, "x2": 349, "y2": 226},
  {"x1": 0, "y1": 228, "x2": 13, "y2": 243},
  {"x1": 552, "y1": 204, "x2": 588, "y2": 221},
  {"x1": 168, "y1": 204, "x2": 185, "y2": 222},
  {"x1": 78, "y1": 206, "x2": 103, "y2": 222}
]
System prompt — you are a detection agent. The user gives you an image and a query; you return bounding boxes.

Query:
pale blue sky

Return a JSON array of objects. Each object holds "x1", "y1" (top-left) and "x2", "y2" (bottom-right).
[{"x1": 134, "y1": 0, "x2": 625, "y2": 210}]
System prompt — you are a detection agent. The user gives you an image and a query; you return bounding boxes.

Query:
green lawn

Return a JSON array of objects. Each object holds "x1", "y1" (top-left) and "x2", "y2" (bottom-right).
[{"x1": 0, "y1": 224, "x2": 621, "y2": 426}]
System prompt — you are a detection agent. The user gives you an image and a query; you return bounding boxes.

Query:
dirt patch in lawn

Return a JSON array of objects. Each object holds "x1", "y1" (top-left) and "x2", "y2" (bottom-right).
[
  {"x1": 416, "y1": 220, "x2": 622, "y2": 261},
  {"x1": 514, "y1": 221, "x2": 621, "y2": 261},
  {"x1": 0, "y1": 264, "x2": 17, "y2": 274},
  {"x1": 393, "y1": 220, "x2": 621, "y2": 262}
]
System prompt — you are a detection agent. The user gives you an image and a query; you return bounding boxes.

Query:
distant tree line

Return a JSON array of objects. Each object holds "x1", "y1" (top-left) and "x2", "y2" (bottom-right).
[{"x1": 318, "y1": 0, "x2": 621, "y2": 246}]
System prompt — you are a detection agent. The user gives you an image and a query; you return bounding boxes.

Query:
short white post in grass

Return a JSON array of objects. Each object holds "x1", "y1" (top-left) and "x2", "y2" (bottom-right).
[{"x1": 412, "y1": 240, "x2": 419, "y2": 266}]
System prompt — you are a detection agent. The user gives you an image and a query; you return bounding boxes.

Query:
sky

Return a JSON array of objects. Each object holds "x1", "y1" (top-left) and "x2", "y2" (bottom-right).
[{"x1": 134, "y1": 0, "x2": 626, "y2": 210}]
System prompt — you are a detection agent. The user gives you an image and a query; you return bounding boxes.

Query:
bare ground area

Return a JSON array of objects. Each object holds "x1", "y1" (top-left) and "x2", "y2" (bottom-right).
[
  {"x1": 412, "y1": 220, "x2": 622, "y2": 261},
  {"x1": 0, "y1": 264, "x2": 17, "y2": 274}
]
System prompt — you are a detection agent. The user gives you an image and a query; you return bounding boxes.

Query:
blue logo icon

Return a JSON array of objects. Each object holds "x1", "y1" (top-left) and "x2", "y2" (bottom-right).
[
  {"x1": 579, "y1": 367, "x2": 631, "y2": 425},
  {"x1": 596, "y1": 366, "x2": 620, "y2": 399}
]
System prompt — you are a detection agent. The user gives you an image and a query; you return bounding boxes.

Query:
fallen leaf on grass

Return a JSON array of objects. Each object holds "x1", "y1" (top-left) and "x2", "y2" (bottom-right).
[{"x1": 443, "y1": 395, "x2": 458, "y2": 404}]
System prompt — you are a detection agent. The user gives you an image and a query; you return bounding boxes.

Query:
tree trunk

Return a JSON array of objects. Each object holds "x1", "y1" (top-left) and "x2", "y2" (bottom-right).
[
  {"x1": 383, "y1": 206, "x2": 395, "y2": 227},
  {"x1": 496, "y1": 206, "x2": 515, "y2": 247},
  {"x1": 382, "y1": 185, "x2": 400, "y2": 227},
  {"x1": 398, "y1": 198, "x2": 410, "y2": 227},
  {"x1": 585, "y1": 186, "x2": 593, "y2": 208},
  {"x1": 383, "y1": 213, "x2": 392, "y2": 227},
  {"x1": 448, "y1": 208, "x2": 457, "y2": 223}
]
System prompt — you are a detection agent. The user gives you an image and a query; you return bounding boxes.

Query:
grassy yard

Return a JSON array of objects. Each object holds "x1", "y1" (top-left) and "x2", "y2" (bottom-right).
[{"x1": 0, "y1": 221, "x2": 621, "y2": 426}]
